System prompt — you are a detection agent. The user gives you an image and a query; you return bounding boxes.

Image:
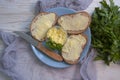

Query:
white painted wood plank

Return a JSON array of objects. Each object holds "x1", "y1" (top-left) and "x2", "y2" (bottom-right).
[
  {"x1": 0, "y1": 14, "x2": 34, "y2": 23},
  {"x1": 95, "y1": 61, "x2": 120, "y2": 80},
  {"x1": 0, "y1": 21, "x2": 31, "y2": 32},
  {"x1": 0, "y1": 14, "x2": 34, "y2": 31},
  {"x1": 0, "y1": 0, "x2": 40, "y2": 31},
  {"x1": 0, "y1": 0, "x2": 39, "y2": 14},
  {"x1": 0, "y1": 3, "x2": 36, "y2": 14},
  {"x1": 0, "y1": 0, "x2": 39, "y2": 4}
]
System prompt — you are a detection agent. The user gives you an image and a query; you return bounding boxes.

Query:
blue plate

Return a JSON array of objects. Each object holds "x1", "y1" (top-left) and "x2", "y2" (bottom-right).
[{"x1": 31, "y1": 7, "x2": 91, "y2": 68}]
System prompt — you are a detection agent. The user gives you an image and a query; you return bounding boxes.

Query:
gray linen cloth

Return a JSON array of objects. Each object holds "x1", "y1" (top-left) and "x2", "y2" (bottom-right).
[
  {"x1": 0, "y1": 0, "x2": 95, "y2": 80},
  {"x1": 38, "y1": 0, "x2": 93, "y2": 11}
]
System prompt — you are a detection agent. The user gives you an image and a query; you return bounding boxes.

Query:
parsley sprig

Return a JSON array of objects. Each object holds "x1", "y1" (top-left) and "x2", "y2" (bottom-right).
[
  {"x1": 46, "y1": 38, "x2": 63, "y2": 51},
  {"x1": 91, "y1": 0, "x2": 120, "y2": 65}
]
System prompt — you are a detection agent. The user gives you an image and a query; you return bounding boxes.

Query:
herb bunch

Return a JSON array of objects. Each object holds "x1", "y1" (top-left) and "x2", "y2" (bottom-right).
[
  {"x1": 91, "y1": 0, "x2": 120, "y2": 65},
  {"x1": 46, "y1": 38, "x2": 63, "y2": 51}
]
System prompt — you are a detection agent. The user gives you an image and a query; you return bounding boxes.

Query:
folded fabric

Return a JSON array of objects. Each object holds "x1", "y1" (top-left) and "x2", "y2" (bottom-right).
[
  {"x1": 0, "y1": 31, "x2": 96, "y2": 80},
  {"x1": 0, "y1": 0, "x2": 95, "y2": 80},
  {"x1": 38, "y1": 0, "x2": 93, "y2": 11}
]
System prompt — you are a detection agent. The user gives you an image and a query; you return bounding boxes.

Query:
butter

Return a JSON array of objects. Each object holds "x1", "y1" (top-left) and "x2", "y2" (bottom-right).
[
  {"x1": 47, "y1": 26, "x2": 67, "y2": 45},
  {"x1": 62, "y1": 34, "x2": 87, "y2": 61},
  {"x1": 59, "y1": 13, "x2": 89, "y2": 30}
]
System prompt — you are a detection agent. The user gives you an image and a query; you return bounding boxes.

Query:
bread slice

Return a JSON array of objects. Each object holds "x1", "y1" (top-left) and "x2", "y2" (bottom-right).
[
  {"x1": 62, "y1": 34, "x2": 87, "y2": 64},
  {"x1": 58, "y1": 11, "x2": 91, "y2": 34},
  {"x1": 30, "y1": 12, "x2": 58, "y2": 41}
]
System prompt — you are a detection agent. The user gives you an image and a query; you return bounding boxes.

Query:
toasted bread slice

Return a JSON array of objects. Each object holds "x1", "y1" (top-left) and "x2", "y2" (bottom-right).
[
  {"x1": 62, "y1": 34, "x2": 87, "y2": 64},
  {"x1": 58, "y1": 11, "x2": 91, "y2": 34},
  {"x1": 30, "y1": 12, "x2": 58, "y2": 41}
]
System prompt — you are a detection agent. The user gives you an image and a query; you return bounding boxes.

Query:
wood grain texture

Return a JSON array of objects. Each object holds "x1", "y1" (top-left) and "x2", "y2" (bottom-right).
[
  {"x1": 0, "y1": 0, "x2": 39, "y2": 32},
  {"x1": 37, "y1": 42, "x2": 63, "y2": 61}
]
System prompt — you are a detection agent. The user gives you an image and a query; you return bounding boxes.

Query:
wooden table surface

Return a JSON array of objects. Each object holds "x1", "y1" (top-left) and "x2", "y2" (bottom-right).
[
  {"x1": 0, "y1": 0, "x2": 39, "y2": 80},
  {"x1": 0, "y1": 0, "x2": 120, "y2": 80},
  {"x1": 0, "y1": 0, "x2": 40, "y2": 32}
]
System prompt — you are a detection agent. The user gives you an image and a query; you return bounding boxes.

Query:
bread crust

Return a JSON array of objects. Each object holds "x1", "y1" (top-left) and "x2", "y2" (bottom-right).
[
  {"x1": 62, "y1": 34, "x2": 88, "y2": 64},
  {"x1": 30, "y1": 12, "x2": 58, "y2": 41},
  {"x1": 63, "y1": 55, "x2": 80, "y2": 64},
  {"x1": 58, "y1": 11, "x2": 91, "y2": 35}
]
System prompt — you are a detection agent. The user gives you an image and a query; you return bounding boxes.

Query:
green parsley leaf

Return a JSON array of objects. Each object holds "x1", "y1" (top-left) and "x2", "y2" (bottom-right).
[{"x1": 91, "y1": 0, "x2": 120, "y2": 65}]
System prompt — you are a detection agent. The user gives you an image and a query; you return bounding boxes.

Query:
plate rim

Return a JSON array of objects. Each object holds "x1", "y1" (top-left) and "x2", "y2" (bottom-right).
[{"x1": 31, "y1": 7, "x2": 91, "y2": 68}]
